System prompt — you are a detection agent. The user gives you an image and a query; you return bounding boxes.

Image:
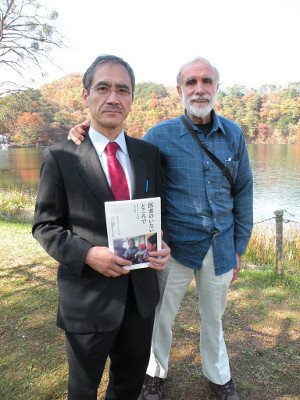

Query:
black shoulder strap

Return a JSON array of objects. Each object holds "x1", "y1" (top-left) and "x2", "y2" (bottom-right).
[{"x1": 180, "y1": 115, "x2": 235, "y2": 196}]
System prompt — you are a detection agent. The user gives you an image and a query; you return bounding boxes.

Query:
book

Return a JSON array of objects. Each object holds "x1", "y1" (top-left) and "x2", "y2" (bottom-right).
[{"x1": 105, "y1": 197, "x2": 161, "y2": 270}]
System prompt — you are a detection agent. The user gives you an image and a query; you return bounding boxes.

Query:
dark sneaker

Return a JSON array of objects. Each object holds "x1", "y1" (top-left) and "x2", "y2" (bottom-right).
[
  {"x1": 209, "y1": 378, "x2": 243, "y2": 400},
  {"x1": 140, "y1": 374, "x2": 165, "y2": 400}
]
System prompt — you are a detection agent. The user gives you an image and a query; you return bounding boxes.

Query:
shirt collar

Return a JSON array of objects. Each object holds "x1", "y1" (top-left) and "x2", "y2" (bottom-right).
[
  {"x1": 89, "y1": 126, "x2": 128, "y2": 156},
  {"x1": 182, "y1": 109, "x2": 227, "y2": 137}
]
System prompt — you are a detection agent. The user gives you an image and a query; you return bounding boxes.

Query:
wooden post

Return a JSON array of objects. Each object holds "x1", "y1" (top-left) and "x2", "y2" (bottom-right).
[{"x1": 275, "y1": 210, "x2": 284, "y2": 275}]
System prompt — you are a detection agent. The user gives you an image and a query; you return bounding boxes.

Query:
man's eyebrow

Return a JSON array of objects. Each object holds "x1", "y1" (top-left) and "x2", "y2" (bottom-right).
[
  {"x1": 203, "y1": 75, "x2": 214, "y2": 81},
  {"x1": 94, "y1": 81, "x2": 131, "y2": 89},
  {"x1": 94, "y1": 80, "x2": 110, "y2": 88},
  {"x1": 184, "y1": 76, "x2": 196, "y2": 84},
  {"x1": 117, "y1": 83, "x2": 131, "y2": 90},
  {"x1": 184, "y1": 75, "x2": 214, "y2": 84}
]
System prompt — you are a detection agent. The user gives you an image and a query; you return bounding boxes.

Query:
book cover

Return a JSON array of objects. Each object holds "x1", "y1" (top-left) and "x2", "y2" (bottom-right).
[{"x1": 105, "y1": 197, "x2": 161, "y2": 270}]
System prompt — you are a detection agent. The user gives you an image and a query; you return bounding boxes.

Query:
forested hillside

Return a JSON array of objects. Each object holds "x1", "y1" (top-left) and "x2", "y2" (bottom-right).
[{"x1": 0, "y1": 73, "x2": 299, "y2": 146}]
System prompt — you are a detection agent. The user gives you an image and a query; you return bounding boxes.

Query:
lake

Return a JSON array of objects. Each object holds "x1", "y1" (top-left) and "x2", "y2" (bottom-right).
[{"x1": 0, "y1": 144, "x2": 300, "y2": 224}]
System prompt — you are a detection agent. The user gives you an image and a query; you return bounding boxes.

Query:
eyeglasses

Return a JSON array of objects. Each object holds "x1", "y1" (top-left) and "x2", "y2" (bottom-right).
[{"x1": 90, "y1": 85, "x2": 132, "y2": 97}]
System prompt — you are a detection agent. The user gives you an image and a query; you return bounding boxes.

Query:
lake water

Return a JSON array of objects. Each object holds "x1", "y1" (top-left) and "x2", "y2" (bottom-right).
[{"x1": 1, "y1": 144, "x2": 300, "y2": 224}]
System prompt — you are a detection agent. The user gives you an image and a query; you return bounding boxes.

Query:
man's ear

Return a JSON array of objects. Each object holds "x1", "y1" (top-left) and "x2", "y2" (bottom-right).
[
  {"x1": 176, "y1": 85, "x2": 182, "y2": 98},
  {"x1": 82, "y1": 88, "x2": 89, "y2": 108}
]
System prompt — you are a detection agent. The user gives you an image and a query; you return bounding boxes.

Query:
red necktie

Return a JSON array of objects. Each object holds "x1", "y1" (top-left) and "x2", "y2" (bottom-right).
[{"x1": 106, "y1": 142, "x2": 130, "y2": 200}]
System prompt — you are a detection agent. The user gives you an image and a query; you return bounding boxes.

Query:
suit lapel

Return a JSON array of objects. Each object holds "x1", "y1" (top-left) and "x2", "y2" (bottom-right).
[
  {"x1": 75, "y1": 134, "x2": 115, "y2": 203},
  {"x1": 126, "y1": 135, "x2": 148, "y2": 199}
]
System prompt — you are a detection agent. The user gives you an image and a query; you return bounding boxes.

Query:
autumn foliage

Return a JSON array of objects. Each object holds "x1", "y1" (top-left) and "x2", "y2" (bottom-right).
[{"x1": 0, "y1": 74, "x2": 299, "y2": 146}]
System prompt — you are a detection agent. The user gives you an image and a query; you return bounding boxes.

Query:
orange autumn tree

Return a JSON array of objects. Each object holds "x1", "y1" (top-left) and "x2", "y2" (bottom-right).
[
  {"x1": 126, "y1": 85, "x2": 183, "y2": 138},
  {"x1": 14, "y1": 112, "x2": 48, "y2": 146},
  {"x1": 41, "y1": 73, "x2": 89, "y2": 136}
]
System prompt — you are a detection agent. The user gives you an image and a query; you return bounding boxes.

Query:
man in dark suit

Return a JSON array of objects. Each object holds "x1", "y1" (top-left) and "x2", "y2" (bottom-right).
[{"x1": 32, "y1": 54, "x2": 170, "y2": 400}]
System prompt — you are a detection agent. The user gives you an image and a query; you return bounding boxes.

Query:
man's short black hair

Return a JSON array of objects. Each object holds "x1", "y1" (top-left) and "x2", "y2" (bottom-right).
[{"x1": 83, "y1": 54, "x2": 135, "y2": 95}]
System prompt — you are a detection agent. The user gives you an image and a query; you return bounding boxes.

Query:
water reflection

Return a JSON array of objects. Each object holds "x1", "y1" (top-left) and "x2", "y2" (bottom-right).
[
  {"x1": 248, "y1": 144, "x2": 300, "y2": 222},
  {"x1": 1, "y1": 144, "x2": 300, "y2": 223},
  {"x1": 0, "y1": 147, "x2": 44, "y2": 189}
]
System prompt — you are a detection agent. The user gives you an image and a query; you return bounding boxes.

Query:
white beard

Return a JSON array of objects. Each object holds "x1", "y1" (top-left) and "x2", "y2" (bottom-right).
[{"x1": 182, "y1": 94, "x2": 216, "y2": 119}]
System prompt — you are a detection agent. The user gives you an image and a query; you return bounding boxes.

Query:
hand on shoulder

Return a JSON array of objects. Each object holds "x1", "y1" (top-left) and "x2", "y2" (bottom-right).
[{"x1": 68, "y1": 120, "x2": 90, "y2": 145}]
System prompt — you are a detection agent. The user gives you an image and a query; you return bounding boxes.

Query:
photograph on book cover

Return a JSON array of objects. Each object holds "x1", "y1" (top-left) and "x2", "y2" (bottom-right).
[
  {"x1": 105, "y1": 197, "x2": 161, "y2": 270},
  {"x1": 113, "y1": 232, "x2": 158, "y2": 269}
]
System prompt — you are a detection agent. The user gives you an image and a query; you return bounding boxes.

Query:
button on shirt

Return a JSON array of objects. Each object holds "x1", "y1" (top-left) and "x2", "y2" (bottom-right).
[
  {"x1": 143, "y1": 110, "x2": 253, "y2": 275},
  {"x1": 89, "y1": 127, "x2": 133, "y2": 199}
]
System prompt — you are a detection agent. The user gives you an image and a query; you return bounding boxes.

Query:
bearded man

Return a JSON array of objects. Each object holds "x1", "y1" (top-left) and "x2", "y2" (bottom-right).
[{"x1": 139, "y1": 57, "x2": 253, "y2": 400}]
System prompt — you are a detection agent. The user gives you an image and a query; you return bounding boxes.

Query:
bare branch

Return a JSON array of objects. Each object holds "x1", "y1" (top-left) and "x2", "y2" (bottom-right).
[{"x1": 0, "y1": 0, "x2": 65, "y2": 81}]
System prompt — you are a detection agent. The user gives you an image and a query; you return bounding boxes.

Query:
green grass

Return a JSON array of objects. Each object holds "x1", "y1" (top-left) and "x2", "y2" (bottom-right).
[{"x1": 0, "y1": 220, "x2": 67, "y2": 400}]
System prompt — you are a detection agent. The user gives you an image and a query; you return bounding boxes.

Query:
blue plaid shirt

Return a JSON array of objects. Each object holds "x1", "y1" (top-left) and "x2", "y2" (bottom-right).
[{"x1": 143, "y1": 110, "x2": 253, "y2": 275}]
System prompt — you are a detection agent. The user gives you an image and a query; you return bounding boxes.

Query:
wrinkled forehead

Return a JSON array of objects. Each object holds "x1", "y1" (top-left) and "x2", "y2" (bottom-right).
[{"x1": 180, "y1": 60, "x2": 217, "y2": 82}]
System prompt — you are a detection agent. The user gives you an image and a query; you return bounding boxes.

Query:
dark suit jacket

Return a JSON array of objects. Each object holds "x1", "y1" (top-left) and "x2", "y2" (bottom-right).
[{"x1": 32, "y1": 133, "x2": 164, "y2": 333}]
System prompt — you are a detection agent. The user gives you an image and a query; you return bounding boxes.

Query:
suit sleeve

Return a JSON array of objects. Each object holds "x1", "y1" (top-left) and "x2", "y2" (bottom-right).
[{"x1": 32, "y1": 147, "x2": 92, "y2": 276}]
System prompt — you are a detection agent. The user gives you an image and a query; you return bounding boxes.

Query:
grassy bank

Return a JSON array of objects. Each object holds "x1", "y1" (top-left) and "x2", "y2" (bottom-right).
[
  {"x1": 1, "y1": 187, "x2": 299, "y2": 271},
  {"x1": 0, "y1": 187, "x2": 36, "y2": 222},
  {"x1": 0, "y1": 190, "x2": 299, "y2": 399},
  {"x1": 245, "y1": 223, "x2": 300, "y2": 274}
]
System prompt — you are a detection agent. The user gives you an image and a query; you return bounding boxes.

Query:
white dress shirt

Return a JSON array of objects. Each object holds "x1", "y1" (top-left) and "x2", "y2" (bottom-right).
[{"x1": 89, "y1": 126, "x2": 133, "y2": 199}]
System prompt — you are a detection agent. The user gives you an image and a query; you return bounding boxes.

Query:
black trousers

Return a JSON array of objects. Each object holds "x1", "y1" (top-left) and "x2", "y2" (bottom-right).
[{"x1": 65, "y1": 280, "x2": 155, "y2": 400}]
